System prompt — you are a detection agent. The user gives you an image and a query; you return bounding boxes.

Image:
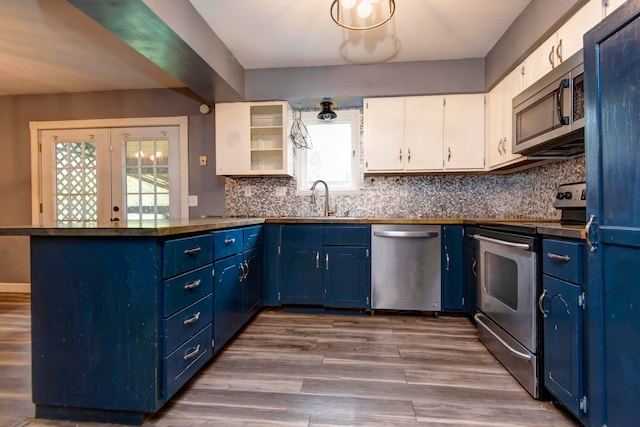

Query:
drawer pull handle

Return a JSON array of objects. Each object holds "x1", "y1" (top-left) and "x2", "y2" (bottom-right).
[
  {"x1": 224, "y1": 238, "x2": 236, "y2": 245},
  {"x1": 183, "y1": 311, "x2": 201, "y2": 325},
  {"x1": 183, "y1": 344, "x2": 201, "y2": 361},
  {"x1": 184, "y1": 279, "x2": 201, "y2": 290},
  {"x1": 183, "y1": 246, "x2": 201, "y2": 255},
  {"x1": 547, "y1": 253, "x2": 571, "y2": 262}
]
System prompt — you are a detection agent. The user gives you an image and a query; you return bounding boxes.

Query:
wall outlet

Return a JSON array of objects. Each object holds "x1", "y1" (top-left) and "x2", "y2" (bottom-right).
[
  {"x1": 188, "y1": 195, "x2": 198, "y2": 206},
  {"x1": 399, "y1": 185, "x2": 409, "y2": 197},
  {"x1": 244, "y1": 186, "x2": 252, "y2": 197},
  {"x1": 199, "y1": 155, "x2": 207, "y2": 166},
  {"x1": 275, "y1": 187, "x2": 287, "y2": 197}
]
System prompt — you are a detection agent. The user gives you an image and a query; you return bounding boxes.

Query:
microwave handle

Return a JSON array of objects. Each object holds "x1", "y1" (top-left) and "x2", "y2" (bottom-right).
[{"x1": 557, "y1": 78, "x2": 570, "y2": 126}]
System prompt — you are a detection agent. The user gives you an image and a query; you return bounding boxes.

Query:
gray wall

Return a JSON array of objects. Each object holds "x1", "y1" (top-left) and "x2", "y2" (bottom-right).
[{"x1": 0, "y1": 88, "x2": 225, "y2": 282}]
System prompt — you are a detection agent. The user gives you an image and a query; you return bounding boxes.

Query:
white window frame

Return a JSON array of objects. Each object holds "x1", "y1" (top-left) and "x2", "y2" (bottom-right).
[
  {"x1": 29, "y1": 116, "x2": 189, "y2": 225},
  {"x1": 296, "y1": 109, "x2": 362, "y2": 195}
]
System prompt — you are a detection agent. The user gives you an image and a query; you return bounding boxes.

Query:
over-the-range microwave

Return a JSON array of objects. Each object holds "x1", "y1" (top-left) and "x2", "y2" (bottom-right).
[{"x1": 512, "y1": 50, "x2": 584, "y2": 158}]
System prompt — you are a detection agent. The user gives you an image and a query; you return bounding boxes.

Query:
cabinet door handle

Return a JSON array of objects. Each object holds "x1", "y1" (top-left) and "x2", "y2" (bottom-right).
[
  {"x1": 316, "y1": 252, "x2": 320, "y2": 268},
  {"x1": 399, "y1": 148, "x2": 402, "y2": 162},
  {"x1": 407, "y1": 148, "x2": 411, "y2": 163},
  {"x1": 538, "y1": 288, "x2": 548, "y2": 318},
  {"x1": 548, "y1": 45, "x2": 555, "y2": 68},
  {"x1": 446, "y1": 252, "x2": 450, "y2": 270},
  {"x1": 586, "y1": 214, "x2": 597, "y2": 252},
  {"x1": 547, "y1": 253, "x2": 571, "y2": 262},
  {"x1": 325, "y1": 253, "x2": 329, "y2": 270},
  {"x1": 184, "y1": 279, "x2": 201, "y2": 290},
  {"x1": 183, "y1": 311, "x2": 201, "y2": 325},
  {"x1": 244, "y1": 260, "x2": 250, "y2": 280},
  {"x1": 239, "y1": 263, "x2": 246, "y2": 281},
  {"x1": 556, "y1": 39, "x2": 563, "y2": 63},
  {"x1": 183, "y1": 344, "x2": 201, "y2": 361},
  {"x1": 447, "y1": 147, "x2": 451, "y2": 162},
  {"x1": 184, "y1": 246, "x2": 201, "y2": 255},
  {"x1": 472, "y1": 257, "x2": 477, "y2": 278},
  {"x1": 224, "y1": 238, "x2": 236, "y2": 245}
]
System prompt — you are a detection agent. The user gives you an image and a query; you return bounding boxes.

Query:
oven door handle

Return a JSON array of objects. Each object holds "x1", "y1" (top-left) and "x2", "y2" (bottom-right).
[
  {"x1": 373, "y1": 231, "x2": 439, "y2": 238},
  {"x1": 473, "y1": 234, "x2": 531, "y2": 250},
  {"x1": 474, "y1": 314, "x2": 533, "y2": 361}
]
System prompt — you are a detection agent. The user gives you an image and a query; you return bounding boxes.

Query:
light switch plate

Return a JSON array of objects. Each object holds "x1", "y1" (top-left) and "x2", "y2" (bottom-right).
[
  {"x1": 188, "y1": 195, "x2": 198, "y2": 206},
  {"x1": 199, "y1": 155, "x2": 207, "y2": 166},
  {"x1": 244, "y1": 186, "x2": 252, "y2": 197},
  {"x1": 399, "y1": 185, "x2": 408, "y2": 197}
]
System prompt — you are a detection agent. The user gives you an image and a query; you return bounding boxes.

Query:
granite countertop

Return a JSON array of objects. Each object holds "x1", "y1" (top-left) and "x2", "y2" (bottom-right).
[{"x1": 0, "y1": 216, "x2": 586, "y2": 240}]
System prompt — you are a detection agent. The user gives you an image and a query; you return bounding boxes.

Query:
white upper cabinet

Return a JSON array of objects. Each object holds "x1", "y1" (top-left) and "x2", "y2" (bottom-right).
[
  {"x1": 363, "y1": 97, "x2": 405, "y2": 171},
  {"x1": 404, "y1": 96, "x2": 444, "y2": 171},
  {"x1": 443, "y1": 94, "x2": 485, "y2": 170},
  {"x1": 215, "y1": 101, "x2": 293, "y2": 176},
  {"x1": 487, "y1": 68, "x2": 524, "y2": 169},
  {"x1": 364, "y1": 95, "x2": 484, "y2": 173},
  {"x1": 522, "y1": 0, "x2": 601, "y2": 89}
]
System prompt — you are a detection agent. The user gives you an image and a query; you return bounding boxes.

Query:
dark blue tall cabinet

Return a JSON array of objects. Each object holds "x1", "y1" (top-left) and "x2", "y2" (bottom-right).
[{"x1": 584, "y1": 1, "x2": 640, "y2": 426}]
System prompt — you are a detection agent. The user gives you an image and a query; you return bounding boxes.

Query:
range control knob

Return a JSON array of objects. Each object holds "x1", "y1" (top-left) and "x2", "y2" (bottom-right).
[{"x1": 564, "y1": 192, "x2": 572, "y2": 199}]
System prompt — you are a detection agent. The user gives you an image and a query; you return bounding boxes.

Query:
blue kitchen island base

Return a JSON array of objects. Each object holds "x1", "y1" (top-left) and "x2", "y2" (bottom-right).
[{"x1": 35, "y1": 405, "x2": 147, "y2": 426}]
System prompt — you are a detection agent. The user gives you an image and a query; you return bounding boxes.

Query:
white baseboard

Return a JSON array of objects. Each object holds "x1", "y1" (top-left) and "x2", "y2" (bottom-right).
[{"x1": 0, "y1": 283, "x2": 31, "y2": 293}]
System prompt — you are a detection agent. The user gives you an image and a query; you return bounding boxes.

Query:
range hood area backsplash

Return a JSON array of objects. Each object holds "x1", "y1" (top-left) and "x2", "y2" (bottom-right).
[{"x1": 224, "y1": 156, "x2": 585, "y2": 219}]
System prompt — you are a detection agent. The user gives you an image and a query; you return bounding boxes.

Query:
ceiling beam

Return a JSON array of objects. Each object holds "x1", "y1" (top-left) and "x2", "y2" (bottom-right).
[{"x1": 66, "y1": 0, "x2": 243, "y2": 104}]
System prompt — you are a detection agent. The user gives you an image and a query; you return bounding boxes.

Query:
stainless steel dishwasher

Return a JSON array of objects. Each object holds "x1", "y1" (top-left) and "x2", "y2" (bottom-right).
[{"x1": 371, "y1": 224, "x2": 442, "y2": 311}]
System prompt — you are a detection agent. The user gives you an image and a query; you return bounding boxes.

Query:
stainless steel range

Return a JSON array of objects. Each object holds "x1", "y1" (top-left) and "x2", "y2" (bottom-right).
[{"x1": 474, "y1": 224, "x2": 541, "y2": 398}]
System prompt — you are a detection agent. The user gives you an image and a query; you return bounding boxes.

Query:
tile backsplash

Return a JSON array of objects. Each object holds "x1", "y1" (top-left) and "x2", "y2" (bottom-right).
[{"x1": 224, "y1": 155, "x2": 585, "y2": 219}]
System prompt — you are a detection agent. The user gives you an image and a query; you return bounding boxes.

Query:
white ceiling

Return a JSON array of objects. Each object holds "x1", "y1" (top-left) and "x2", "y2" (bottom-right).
[
  {"x1": 189, "y1": 0, "x2": 532, "y2": 69},
  {"x1": 0, "y1": 0, "x2": 531, "y2": 96}
]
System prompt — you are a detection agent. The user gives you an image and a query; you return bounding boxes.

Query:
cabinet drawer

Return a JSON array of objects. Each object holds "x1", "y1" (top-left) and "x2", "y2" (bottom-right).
[
  {"x1": 281, "y1": 225, "x2": 323, "y2": 245},
  {"x1": 323, "y1": 225, "x2": 370, "y2": 246},
  {"x1": 163, "y1": 323, "x2": 212, "y2": 399},
  {"x1": 543, "y1": 239, "x2": 584, "y2": 284},
  {"x1": 243, "y1": 225, "x2": 264, "y2": 249},
  {"x1": 213, "y1": 229, "x2": 244, "y2": 260},
  {"x1": 164, "y1": 264, "x2": 213, "y2": 316},
  {"x1": 163, "y1": 234, "x2": 213, "y2": 278},
  {"x1": 163, "y1": 294, "x2": 213, "y2": 355}
]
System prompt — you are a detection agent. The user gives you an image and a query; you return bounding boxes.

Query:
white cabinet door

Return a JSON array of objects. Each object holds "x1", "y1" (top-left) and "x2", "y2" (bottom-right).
[
  {"x1": 364, "y1": 97, "x2": 405, "y2": 172},
  {"x1": 501, "y1": 68, "x2": 525, "y2": 163},
  {"x1": 443, "y1": 94, "x2": 485, "y2": 170},
  {"x1": 557, "y1": 0, "x2": 602, "y2": 62},
  {"x1": 404, "y1": 96, "x2": 444, "y2": 171},
  {"x1": 522, "y1": 36, "x2": 557, "y2": 89},
  {"x1": 486, "y1": 81, "x2": 505, "y2": 168},
  {"x1": 215, "y1": 103, "x2": 251, "y2": 175}
]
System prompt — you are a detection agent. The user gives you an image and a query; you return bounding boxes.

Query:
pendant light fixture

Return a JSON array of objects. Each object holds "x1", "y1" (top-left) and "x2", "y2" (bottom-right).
[
  {"x1": 330, "y1": 0, "x2": 396, "y2": 31},
  {"x1": 317, "y1": 100, "x2": 337, "y2": 121}
]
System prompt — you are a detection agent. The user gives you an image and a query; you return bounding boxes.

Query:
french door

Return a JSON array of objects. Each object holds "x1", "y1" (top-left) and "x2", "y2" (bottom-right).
[{"x1": 40, "y1": 126, "x2": 180, "y2": 225}]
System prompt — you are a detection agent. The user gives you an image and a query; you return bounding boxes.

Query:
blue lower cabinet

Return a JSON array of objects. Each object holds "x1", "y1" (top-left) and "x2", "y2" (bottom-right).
[
  {"x1": 323, "y1": 246, "x2": 370, "y2": 308},
  {"x1": 213, "y1": 253, "x2": 245, "y2": 352},
  {"x1": 542, "y1": 275, "x2": 584, "y2": 418},
  {"x1": 263, "y1": 224, "x2": 281, "y2": 306},
  {"x1": 442, "y1": 225, "x2": 465, "y2": 312},
  {"x1": 280, "y1": 244, "x2": 323, "y2": 305},
  {"x1": 244, "y1": 246, "x2": 263, "y2": 320},
  {"x1": 163, "y1": 294, "x2": 213, "y2": 355},
  {"x1": 163, "y1": 324, "x2": 213, "y2": 398},
  {"x1": 277, "y1": 224, "x2": 371, "y2": 309}
]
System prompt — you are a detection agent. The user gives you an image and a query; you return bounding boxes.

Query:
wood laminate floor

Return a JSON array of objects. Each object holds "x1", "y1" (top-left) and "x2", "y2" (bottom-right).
[{"x1": 0, "y1": 294, "x2": 579, "y2": 427}]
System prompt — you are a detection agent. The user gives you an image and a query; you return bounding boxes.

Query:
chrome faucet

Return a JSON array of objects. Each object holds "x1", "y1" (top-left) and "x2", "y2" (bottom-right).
[{"x1": 310, "y1": 179, "x2": 331, "y2": 217}]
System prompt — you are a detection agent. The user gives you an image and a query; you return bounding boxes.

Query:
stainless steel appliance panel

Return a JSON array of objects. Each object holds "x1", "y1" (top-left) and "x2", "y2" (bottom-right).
[
  {"x1": 476, "y1": 234, "x2": 538, "y2": 352},
  {"x1": 475, "y1": 312, "x2": 539, "y2": 397},
  {"x1": 371, "y1": 224, "x2": 441, "y2": 311}
]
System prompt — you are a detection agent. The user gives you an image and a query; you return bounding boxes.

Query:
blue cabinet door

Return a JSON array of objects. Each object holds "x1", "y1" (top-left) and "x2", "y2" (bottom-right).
[
  {"x1": 542, "y1": 276, "x2": 583, "y2": 418},
  {"x1": 213, "y1": 253, "x2": 244, "y2": 352},
  {"x1": 442, "y1": 225, "x2": 464, "y2": 311},
  {"x1": 585, "y1": 3, "x2": 640, "y2": 425},
  {"x1": 263, "y1": 224, "x2": 281, "y2": 306},
  {"x1": 280, "y1": 244, "x2": 323, "y2": 305},
  {"x1": 323, "y1": 246, "x2": 370, "y2": 308},
  {"x1": 244, "y1": 246, "x2": 263, "y2": 320}
]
